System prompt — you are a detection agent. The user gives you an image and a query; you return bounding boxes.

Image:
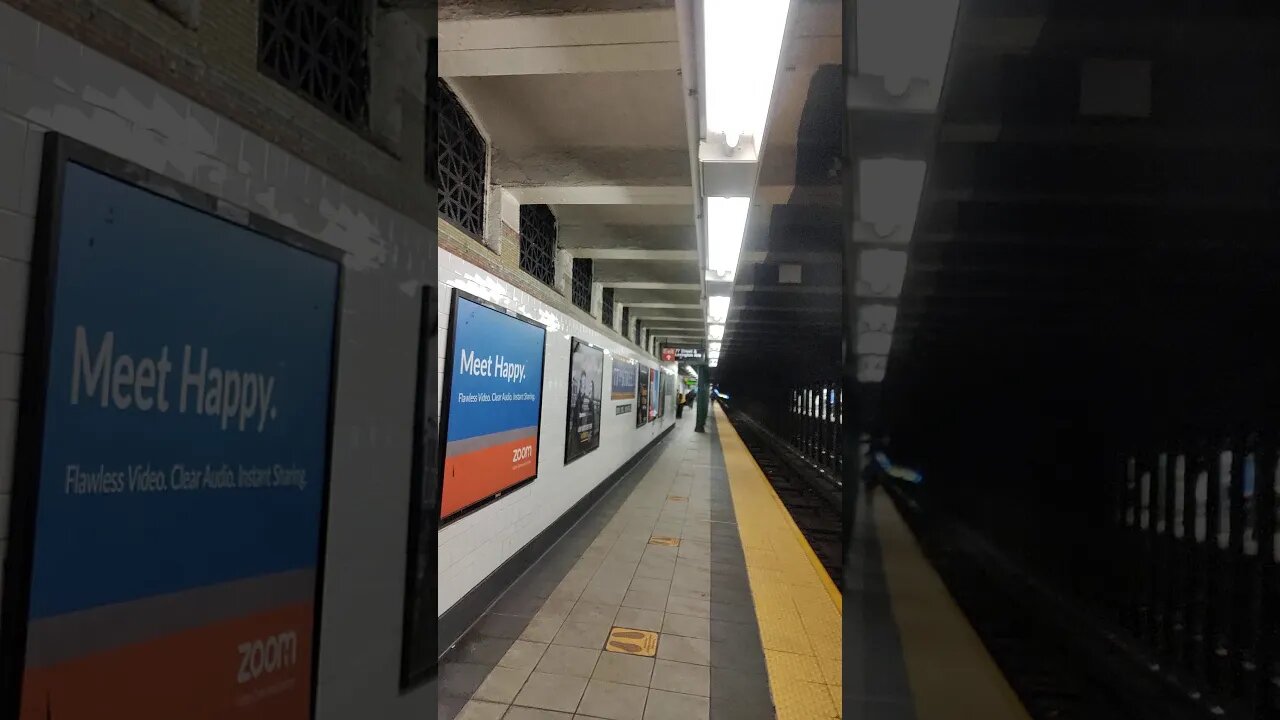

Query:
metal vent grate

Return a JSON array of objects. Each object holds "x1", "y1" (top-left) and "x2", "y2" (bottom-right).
[
  {"x1": 520, "y1": 204, "x2": 557, "y2": 288},
  {"x1": 571, "y1": 258, "x2": 593, "y2": 312},
  {"x1": 621, "y1": 306, "x2": 630, "y2": 337},
  {"x1": 602, "y1": 287, "x2": 615, "y2": 327},
  {"x1": 436, "y1": 80, "x2": 487, "y2": 239},
  {"x1": 259, "y1": 0, "x2": 371, "y2": 128}
]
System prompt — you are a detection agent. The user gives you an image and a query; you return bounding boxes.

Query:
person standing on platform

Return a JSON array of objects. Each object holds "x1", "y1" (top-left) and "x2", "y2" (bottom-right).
[{"x1": 676, "y1": 388, "x2": 685, "y2": 419}]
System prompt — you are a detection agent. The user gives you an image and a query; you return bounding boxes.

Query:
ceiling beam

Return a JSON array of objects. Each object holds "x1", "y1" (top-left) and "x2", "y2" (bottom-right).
[
  {"x1": 505, "y1": 185, "x2": 692, "y2": 205},
  {"x1": 439, "y1": 9, "x2": 681, "y2": 77}
]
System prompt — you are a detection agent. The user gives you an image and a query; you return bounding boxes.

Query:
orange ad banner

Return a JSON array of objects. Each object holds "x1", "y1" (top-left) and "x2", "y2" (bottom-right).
[
  {"x1": 441, "y1": 434, "x2": 538, "y2": 519},
  {"x1": 21, "y1": 603, "x2": 314, "y2": 720}
]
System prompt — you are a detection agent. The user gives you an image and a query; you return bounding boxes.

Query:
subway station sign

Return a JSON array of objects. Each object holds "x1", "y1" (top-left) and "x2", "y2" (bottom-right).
[{"x1": 661, "y1": 345, "x2": 705, "y2": 362}]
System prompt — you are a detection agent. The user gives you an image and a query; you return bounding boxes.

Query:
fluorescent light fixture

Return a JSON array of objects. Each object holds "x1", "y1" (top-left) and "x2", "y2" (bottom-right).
[
  {"x1": 709, "y1": 342, "x2": 722, "y2": 353},
  {"x1": 858, "y1": 158, "x2": 926, "y2": 240},
  {"x1": 856, "y1": 249, "x2": 908, "y2": 298},
  {"x1": 707, "y1": 197, "x2": 750, "y2": 280},
  {"x1": 708, "y1": 295, "x2": 731, "y2": 324},
  {"x1": 857, "y1": 331, "x2": 893, "y2": 355},
  {"x1": 704, "y1": 0, "x2": 792, "y2": 150},
  {"x1": 709, "y1": 351, "x2": 721, "y2": 361},
  {"x1": 858, "y1": 303, "x2": 898, "y2": 333},
  {"x1": 710, "y1": 359, "x2": 719, "y2": 367},
  {"x1": 708, "y1": 324, "x2": 725, "y2": 341},
  {"x1": 857, "y1": 0, "x2": 959, "y2": 99},
  {"x1": 857, "y1": 354, "x2": 888, "y2": 383}
]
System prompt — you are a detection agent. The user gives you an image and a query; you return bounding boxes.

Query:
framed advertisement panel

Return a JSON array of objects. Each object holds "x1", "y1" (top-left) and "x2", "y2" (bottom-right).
[
  {"x1": 564, "y1": 339, "x2": 604, "y2": 465},
  {"x1": 400, "y1": 286, "x2": 439, "y2": 689},
  {"x1": 635, "y1": 364, "x2": 650, "y2": 427},
  {"x1": 1, "y1": 134, "x2": 342, "y2": 719},
  {"x1": 648, "y1": 368, "x2": 659, "y2": 422},
  {"x1": 657, "y1": 371, "x2": 666, "y2": 419},
  {"x1": 438, "y1": 290, "x2": 547, "y2": 523},
  {"x1": 610, "y1": 356, "x2": 637, "y2": 401}
]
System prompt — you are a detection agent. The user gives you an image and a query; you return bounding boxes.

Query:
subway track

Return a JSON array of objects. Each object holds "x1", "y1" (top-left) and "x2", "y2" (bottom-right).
[
  {"x1": 722, "y1": 407, "x2": 842, "y2": 586},
  {"x1": 887, "y1": 484, "x2": 1213, "y2": 720}
]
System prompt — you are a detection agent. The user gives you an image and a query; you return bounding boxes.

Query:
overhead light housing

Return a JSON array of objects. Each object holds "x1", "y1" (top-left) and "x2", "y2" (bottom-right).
[
  {"x1": 709, "y1": 342, "x2": 722, "y2": 353},
  {"x1": 707, "y1": 197, "x2": 750, "y2": 281},
  {"x1": 708, "y1": 295, "x2": 731, "y2": 324},
  {"x1": 710, "y1": 359, "x2": 719, "y2": 368},
  {"x1": 708, "y1": 324, "x2": 725, "y2": 341},
  {"x1": 704, "y1": 0, "x2": 793, "y2": 152},
  {"x1": 856, "y1": 249, "x2": 908, "y2": 298},
  {"x1": 855, "y1": 0, "x2": 959, "y2": 105},
  {"x1": 858, "y1": 158, "x2": 926, "y2": 241}
]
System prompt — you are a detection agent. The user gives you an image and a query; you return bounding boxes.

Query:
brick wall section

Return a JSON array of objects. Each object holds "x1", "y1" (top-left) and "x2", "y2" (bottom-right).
[
  {"x1": 438, "y1": 216, "x2": 646, "y2": 354},
  {"x1": 2, "y1": 0, "x2": 430, "y2": 228}
]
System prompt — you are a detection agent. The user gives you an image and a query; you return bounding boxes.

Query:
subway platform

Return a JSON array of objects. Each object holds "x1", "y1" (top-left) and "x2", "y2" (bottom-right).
[{"x1": 437, "y1": 407, "x2": 843, "y2": 720}]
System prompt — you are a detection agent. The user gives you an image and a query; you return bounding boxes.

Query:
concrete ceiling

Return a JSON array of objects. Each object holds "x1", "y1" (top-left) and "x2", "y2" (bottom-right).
[
  {"x1": 449, "y1": 73, "x2": 688, "y2": 149},
  {"x1": 440, "y1": 0, "x2": 841, "y2": 360}
]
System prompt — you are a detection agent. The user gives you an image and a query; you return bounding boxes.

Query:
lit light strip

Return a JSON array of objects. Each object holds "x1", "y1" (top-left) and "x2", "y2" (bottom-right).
[
  {"x1": 708, "y1": 295, "x2": 731, "y2": 323},
  {"x1": 707, "y1": 197, "x2": 750, "y2": 280},
  {"x1": 856, "y1": 249, "x2": 908, "y2": 298},
  {"x1": 856, "y1": 0, "x2": 959, "y2": 100},
  {"x1": 704, "y1": 0, "x2": 793, "y2": 149},
  {"x1": 858, "y1": 158, "x2": 926, "y2": 241}
]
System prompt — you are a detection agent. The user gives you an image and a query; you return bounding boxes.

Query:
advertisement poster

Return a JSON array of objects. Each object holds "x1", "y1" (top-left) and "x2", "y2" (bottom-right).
[
  {"x1": 439, "y1": 291, "x2": 546, "y2": 521},
  {"x1": 635, "y1": 365, "x2": 650, "y2": 427},
  {"x1": 400, "y1": 287, "x2": 439, "y2": 688},
  {"x1": 649, "y1": 368, "x2": 659, "y2": 421},
  {"x1": 564, "y1": 339, "x2": 604, "y2": 464},
  {"x1": 657, "y1": 372, "x2": 666, "y2": 419},
  {"x1": 5, "y1": 137, "x2": 339, "y2": 719},
  {"x1": 611, "y1": 356, "x2": 637, "y2": 401}
]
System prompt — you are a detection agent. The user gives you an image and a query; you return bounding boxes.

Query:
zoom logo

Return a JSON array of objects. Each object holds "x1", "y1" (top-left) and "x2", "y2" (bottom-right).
[{"x1": 237, "y1": 631, "x2": 299, "y2": 684}]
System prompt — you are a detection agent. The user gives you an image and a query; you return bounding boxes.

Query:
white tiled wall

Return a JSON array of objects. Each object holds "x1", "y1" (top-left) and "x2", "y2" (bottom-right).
[
  {"x1": 437, "y1": 248, "x2": 677, "y2": 614},
  {"x1": 0, "y1": 6, "x2": 432, "y2": 718}
]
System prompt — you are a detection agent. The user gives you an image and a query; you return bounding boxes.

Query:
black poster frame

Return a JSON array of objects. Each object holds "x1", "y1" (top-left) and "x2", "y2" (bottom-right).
[
  {"x1": 0, "y1": 133, "x2": 343, "y2": 720},
  {"x1": 399, "y1": 284, "x2": 440, "y2": 690}
]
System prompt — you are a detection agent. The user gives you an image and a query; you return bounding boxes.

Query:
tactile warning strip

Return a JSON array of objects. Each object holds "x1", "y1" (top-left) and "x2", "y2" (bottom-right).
[{"x1": 714, "y1": 407, "x2": 842, "y2": 719}]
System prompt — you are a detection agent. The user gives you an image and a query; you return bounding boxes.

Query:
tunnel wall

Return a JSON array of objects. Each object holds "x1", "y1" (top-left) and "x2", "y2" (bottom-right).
[
  {"x1": 437, "y1": 248, "x2": 675, "y2": 614},
  {"x1": 0, "y1": 7, "x2": 436, "y2": 717}
]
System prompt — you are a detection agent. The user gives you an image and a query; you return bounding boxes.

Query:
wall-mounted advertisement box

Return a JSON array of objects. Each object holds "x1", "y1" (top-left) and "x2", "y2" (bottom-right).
[
  {"x1": 648, "y1": 368, "x2": 659, "y2": 422},
  {"x1": 635, "y1": 364, "x2": 651, "y2": 428},
  {"x1": 1, "y1": 135, "x2": 341, "y2": 719},
  {"x1": 564, "y1": 339, "x2": 604, "y2": 465},
  {"x1": 610, "y1": 356, "x2": 637, "y2": 401},
  {"x1": 400, "y1": 285, "x2": 440, "y2": 689},
  {"x1": 438, "y1": 291, "x2": 547, "y2": 523}
]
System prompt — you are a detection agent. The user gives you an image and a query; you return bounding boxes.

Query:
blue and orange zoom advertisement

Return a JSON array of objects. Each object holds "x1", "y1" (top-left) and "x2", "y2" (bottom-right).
[
  {"x1": 18, "y1": 159, "x2": 339, "y2": 718},
  {"x1": 440, "y1": 294, "x2": 547, "y2": 519}
]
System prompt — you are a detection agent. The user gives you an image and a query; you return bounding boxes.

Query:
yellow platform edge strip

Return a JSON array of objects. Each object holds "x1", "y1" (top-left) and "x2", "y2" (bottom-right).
[
  {"x1": 714, "y1": 407, "x2": 842, "y2": 720},
  {"x1": 873, "y1": 490, "x2": 1032, "y2": 720}
]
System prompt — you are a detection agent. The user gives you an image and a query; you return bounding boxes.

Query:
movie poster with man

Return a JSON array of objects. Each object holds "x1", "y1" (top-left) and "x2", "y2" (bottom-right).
[{"x1": 565, "y1": 338, "x2": 604, "y2": 464}]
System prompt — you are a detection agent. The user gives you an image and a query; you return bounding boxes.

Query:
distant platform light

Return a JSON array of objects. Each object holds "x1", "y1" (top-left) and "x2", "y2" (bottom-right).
[{"x1": 708, "y1": 295, "x2": 731, "y2": 324}]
